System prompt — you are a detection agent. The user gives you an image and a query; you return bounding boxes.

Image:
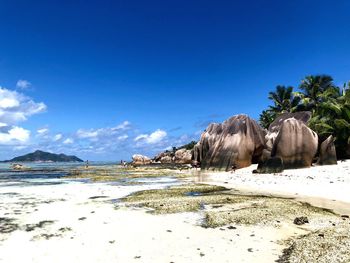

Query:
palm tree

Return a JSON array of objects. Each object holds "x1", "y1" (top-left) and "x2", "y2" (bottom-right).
[
  {"x1": 309, "y1": 85, "x2": 350, "y2": 158},
  {"x1": 259, "y1": 110, "x2": 275, "y2": 129},
  {"x1": 268, "y1": 85, "x2": 301, "y2": 113},
  {"x1": 259, "y1": 85, "x2": 300, "y2": 129},
  {"x1": 296, "y1": 75, "x2": 340, "y2": 111}
]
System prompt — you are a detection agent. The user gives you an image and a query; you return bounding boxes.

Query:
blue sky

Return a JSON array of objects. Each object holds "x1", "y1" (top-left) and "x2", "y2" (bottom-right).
[{"x1": 0, "y1": 0, "x2": 350, "y2": 161}]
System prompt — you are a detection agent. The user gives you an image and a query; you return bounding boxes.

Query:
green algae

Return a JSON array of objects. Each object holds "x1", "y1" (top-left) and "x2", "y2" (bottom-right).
[
  {"x1": 65, "y1": 166, "x2": 191, "y2": 182},
  {"x1": 203, "y1": 199, "x2": 336, "y2": 228},
  {"x1": 278, "y1": 222, "x2": 350, "y2": 263},
  {"x1": 122, "y1": 184, "x2": 338, "y2": 228},
  {"x1": 122, "y1": 184, "x2": 234, "y2": 214}
]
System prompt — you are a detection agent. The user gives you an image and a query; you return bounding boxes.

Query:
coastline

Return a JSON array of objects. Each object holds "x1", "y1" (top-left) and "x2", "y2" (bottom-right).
[
  {"x1": 196, "y1": 160, "x2": 350, "y2": 215},
  {"x1": 1, "y1": 163, "x2": 350, "y2": 262}
]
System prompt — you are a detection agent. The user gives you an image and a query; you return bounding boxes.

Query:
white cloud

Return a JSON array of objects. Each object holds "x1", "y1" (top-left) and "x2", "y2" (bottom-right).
[
  {"x1": 0, "y1": 97, "x2": 20, "y2": 108},
  {"x1": 134, "y1": 129, "x2": 167, "y2": 144},
  {"x1": 113, "y1": 121, "x2": 131, "y2": 131},
  {"x1": 77, "y1": 129, "x2": 99, "y2": 138},
  {"x1": 0, "y1": 126, "x2": 30, "y2": 144},
  {"x1": 16, "y1": 79, "x2": 31, "y2": 89},
  {"x1": 134, "y1": 134, "x2": 148, "y2": 141},
  {"x1": 63, "y1": 138, "x2": 74, "y2": 144},
  {"x1": 117, "y1": 134, "x2": 128, "y2": 141},
  {"x1": 53, "y1": 134, "x2": 63, "y2": 141},
  {"x1": 0, "y1": 87, "x2": 46, "y2": 125},
  {"x1": 37, "y1": 128, "x2": 49, "y2": 135},
  {"x1": 76, "y1": 121, "x2": 131, "y2": 140}
]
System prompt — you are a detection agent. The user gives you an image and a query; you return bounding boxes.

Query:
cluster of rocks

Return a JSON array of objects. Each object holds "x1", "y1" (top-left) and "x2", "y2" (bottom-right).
[
  {"x1": 193, "y1": 112, "x2": 338, "y2": 172},
  {"x1": 132, "y1": 148, "x2": 192, "y2": 166},
  {"x1": 132, "y1": 112, "x2": 338, "y2": 172},
  {"x1": 131, "y1": 154, "x2": 152, "y2": 165}
]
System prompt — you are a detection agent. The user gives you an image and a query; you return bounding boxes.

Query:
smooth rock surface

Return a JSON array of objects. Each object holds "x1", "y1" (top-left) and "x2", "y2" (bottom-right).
[
  {"x1": 271, "y1": 118, "x2": 318, "y2": 169},
  {"x1": 318, "y1": 135, "x2": 337, "y2": 165},
  {"x1": 193, "y1": 114, "x2": 266, "y2": 171}
]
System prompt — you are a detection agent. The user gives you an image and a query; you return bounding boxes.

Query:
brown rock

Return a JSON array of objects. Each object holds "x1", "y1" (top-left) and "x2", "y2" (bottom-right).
[
  {"x1": 194, "y1": 114, "x2": 266, "y2": 171},
  {"x1": 174, "y1": 149, "x2": 192, "y2": 164},
  {"x1": 268, "y1": 111, "x2": 312, "y2": 133},
  {"x1": 318, "y1": 135, "x2": 337, "y2": 165},
  {"x1": 132, "y1": 154, "x2": 151, "y2": 165},
  {"x1": 160, "y1": 155, "x2": 173, "y2": 163},
  {"x1": 271, "y1": 118, "x2": 318, "y2": 169}
]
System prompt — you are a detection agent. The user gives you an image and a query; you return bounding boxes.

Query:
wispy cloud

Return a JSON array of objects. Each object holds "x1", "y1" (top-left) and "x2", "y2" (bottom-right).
[
  {"x1": 16, "y1": 79, "x2": 31, "y2": 89},
  {"x1": 63, "y1": 138, "x2": 74, "y2": 144},
  {"x1": 37, "y1": 128, "x2": 49, "y2": 135},
  {"x1": 53, "y1": 134, "x2": 63, "y2": 141}
]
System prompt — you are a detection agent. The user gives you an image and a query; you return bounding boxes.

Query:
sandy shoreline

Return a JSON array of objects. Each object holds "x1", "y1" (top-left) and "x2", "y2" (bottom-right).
[
  {"x1": 0, "y1": 162, "x2": 349, "y2": 262},
  {"x1": 0, "y1": 178, "x2": 294, "y2": 263},
  {"x1": 196, "y1": 160, "x2": 350, "y2": 214}
]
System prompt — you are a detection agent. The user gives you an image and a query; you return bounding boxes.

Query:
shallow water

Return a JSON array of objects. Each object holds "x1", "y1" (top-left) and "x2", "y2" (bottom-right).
[{"x1": 0, "y1": 163, "x2": 181, "y2": 189}]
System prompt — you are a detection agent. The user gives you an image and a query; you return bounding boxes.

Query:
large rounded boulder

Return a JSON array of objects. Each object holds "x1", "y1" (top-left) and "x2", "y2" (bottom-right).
[
  {"x1": 264, "y1": 111, "x2": 312, "y2": 156},
  {"x1": 270, "y1": 118, "x2": 318, "y2": 169},
  {"x1": 318, "y1": 135, "x2": 337, "y2": 165},
  {"x1": 193, "y1": 114, "x2": 266, "y2": 171}
]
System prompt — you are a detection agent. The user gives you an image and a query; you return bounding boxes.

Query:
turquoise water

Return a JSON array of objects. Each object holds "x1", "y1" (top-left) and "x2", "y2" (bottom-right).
[
  {"x1": 0, "y1": 162, "x2": 115, "y2": 186},
  {"x1": 0, "y1": 162, "x2": 181, "y2": 188}
]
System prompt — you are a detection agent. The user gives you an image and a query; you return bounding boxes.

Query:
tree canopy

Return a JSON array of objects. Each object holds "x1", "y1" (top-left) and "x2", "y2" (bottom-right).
[{"x1": 259, "y1": 75, "x2": 350, "y2": 158}]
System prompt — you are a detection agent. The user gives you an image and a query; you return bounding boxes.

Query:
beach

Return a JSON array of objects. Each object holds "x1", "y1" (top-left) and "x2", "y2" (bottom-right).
[
  {"x1": 198, "y1": 160, "x2": 350, "y2": 214},
  {"x1": 0, "y1": 163, "x2": 349, "y2": 263}
]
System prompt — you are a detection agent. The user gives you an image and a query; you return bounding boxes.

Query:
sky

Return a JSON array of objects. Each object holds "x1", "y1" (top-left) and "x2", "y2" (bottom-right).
[{"x1": 0, "y1": 0, "x2": 350, "y2": 161}]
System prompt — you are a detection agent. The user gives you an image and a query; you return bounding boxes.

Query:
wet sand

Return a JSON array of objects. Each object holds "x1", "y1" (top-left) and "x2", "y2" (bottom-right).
[{"x1": 0, "y1": 162, "x2": 349, "y2": 262}]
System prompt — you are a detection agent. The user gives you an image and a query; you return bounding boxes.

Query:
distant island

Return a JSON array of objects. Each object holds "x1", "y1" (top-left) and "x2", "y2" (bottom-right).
[{"x1": 2, "y1": 150, "x2": 83, "y2": 163}]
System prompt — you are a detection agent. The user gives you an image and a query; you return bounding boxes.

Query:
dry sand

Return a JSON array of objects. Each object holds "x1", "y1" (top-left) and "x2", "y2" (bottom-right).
[
  {"x1": 196, "y1": 160, "x2": 350, "y2": 214},
  {"x1": 0, "y1": 161, "x2": 349, "y2": 262}
]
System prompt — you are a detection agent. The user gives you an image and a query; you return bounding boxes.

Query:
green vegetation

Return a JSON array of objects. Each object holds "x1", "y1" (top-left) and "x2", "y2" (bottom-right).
[
  {"x1": 169, "y1": 141, "x2": 197, "y2": 152},
  {"x1": 3, "y1": 150, "x2": 83, "y2": 162},
  {"x1": 260, "y1": 75, "x2": 350, "y2": 158},
  {"x1": 122, "y1": 184, "x2": 338, "y2": 228},
  {"x1": 66, "y1": 165, "x2": 192, "y2": 182},
  {"x1": 122, "y1": 184, "x2": 230, "y2": 214}
]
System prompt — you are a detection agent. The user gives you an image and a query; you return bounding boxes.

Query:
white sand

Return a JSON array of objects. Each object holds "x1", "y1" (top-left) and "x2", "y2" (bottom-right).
[
  {"x1": 196, "y1": 160, "x2": 350, "y2": 214},
  {"x1": 1, "y1": 161, "x2": 349, "y2": 262},
  {"x1": 0, "y1": 178, "x2": 307, "y2": 263}
]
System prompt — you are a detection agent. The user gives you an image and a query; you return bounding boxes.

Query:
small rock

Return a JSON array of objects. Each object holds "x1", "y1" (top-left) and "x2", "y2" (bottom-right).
[{"x1": 293, "y1": 216, "x2": 309, "y2": 225}]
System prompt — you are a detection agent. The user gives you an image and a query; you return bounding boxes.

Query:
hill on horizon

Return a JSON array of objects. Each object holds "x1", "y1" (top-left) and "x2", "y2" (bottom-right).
[{"x1": 2, "y1": 150, "x2": 83, "y2": 163}]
